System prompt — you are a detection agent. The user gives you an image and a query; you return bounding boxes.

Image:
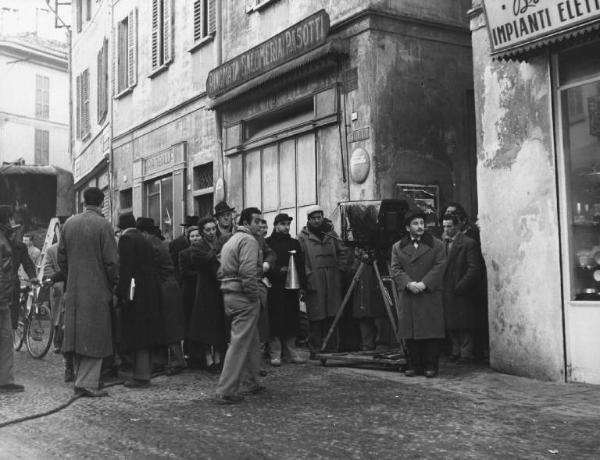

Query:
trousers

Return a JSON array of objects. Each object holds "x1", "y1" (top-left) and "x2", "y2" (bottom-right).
[
  {"x1": 216, "y1": 292, "x2": 261, "y2": 397},
  {"x1": 449, "y1": 329, "x2": 474, "y2": 359},
  {"x1": 73, "y1": 354, "x2": 103, "y2": 389},
  {"x1": 308, "y1": 317, "x2": 339, "y2": 353},
  {"x1": 406, "y1": 338, "x2": 441, "y2": 372},
  {"x1": 0, "y1": 309, "x2": 15, "y2": 385}
]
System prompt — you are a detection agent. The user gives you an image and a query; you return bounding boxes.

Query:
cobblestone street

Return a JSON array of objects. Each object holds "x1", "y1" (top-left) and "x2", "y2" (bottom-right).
[{"x1": 1, "y1": 349, "x2": 599, "y2": 459}]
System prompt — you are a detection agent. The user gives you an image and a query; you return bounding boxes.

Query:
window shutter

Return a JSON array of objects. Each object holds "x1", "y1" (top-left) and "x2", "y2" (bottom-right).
[
  {"x1": 151, "y1": 0, "x2": 160, "y2": 69},
  {"x1": 127, "y1": 8, "x2": 138, "y2": 87},
  {"x1": 163, "y1": 0, "x2": 173, "y2": 64},
  {"x1": 97, "y1": 47, "x2": 102, "y2": 123},
  {"x1": 82, "y1": 69, "x2": 90, "y2": 135},
  {"x1": 111, "y1": 28, "x2": 116, "y2": 95},
  {"x1": 76, "y1": 0, "x2": 82, "y2": 33},
  {"x1": 193, "y1": 0, "x2": 202, "y2": 42},
  {"x1": 102, "y1": 38, "x2": 108, "y2": 118},
  {"x1": 76, "y1": 74, "x2": 81, "y2": 139},
  {"x1": 208, "y1": 0, "x2": 216, "y2": 35}
]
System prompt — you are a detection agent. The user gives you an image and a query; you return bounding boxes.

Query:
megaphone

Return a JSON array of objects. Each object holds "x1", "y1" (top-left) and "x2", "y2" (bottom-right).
[{"x1": 285, "y1": 250, "x2": 300, "y2": 290}]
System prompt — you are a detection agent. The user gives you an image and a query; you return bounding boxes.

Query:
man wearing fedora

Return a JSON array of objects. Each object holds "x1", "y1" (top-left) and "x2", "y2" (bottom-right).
[
  {"x1": 116, "y1": 214, "x2": 163, "y2": 388},
  {"x1": 58, "y1": 187, "x2": 119, "y2": 397},
  {"x1": 391, "y1": 209, "x2": 446, "y2": 378},
  {"x1": 214, "y1": 201, "x2": 235, "y2": 241},
  {"x1": 0, "y1": 205, "x2": 25, "y2": 393}
]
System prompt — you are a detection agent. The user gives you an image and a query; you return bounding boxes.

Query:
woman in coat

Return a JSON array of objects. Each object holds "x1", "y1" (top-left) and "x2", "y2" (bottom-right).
[
  {"x1": 179, "y1": 219, "x2": 227, "y2": 373},
  {"x1": 298, "y1": 206, "x2": 347, "y2": 355},
  {"x1": 137, "y1": 218, "x2": 187, "y2": 375}
]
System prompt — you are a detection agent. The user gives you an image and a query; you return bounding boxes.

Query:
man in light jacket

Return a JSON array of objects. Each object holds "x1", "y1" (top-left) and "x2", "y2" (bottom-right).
[{"x1": 215, "y1": 207, "x2": 264, "y2": 404}]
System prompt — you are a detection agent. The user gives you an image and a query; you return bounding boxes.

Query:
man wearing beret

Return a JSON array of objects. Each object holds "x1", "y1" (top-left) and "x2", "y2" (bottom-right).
[{"x1": 391, "y1": 209, "x2": 446, "y2": 378}]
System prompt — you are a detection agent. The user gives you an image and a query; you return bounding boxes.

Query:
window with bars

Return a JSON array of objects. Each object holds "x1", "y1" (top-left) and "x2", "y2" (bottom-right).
[
  {"x1": 193, "y1": 162, "x2": 213, "y2": 190},
  {"x1": 97, "y1": 38, "x2": 108, "y2": 124},
  {"x1": 151, "y1": 0, "x2": 173, "y2": 72},
  {"x1": 35, "y1": 74, "x2": 49, "y2": 119},
  {"x1": 34, "y1": 129, "x2": 49, "y2": 165},
  {"x1": 114, "y1": 9, "x2": 137, "y2": 96},
  {"x1": 193, "y1": 0, "x2": 215, "y2": 44},
  {"x1": 75, "y1": 69, "x2": 90, "y2": 139}
]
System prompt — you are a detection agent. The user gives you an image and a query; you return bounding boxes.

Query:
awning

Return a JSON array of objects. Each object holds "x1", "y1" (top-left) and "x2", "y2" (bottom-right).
[
  {"x1": 493, "y1": 18, "x2": 600, "y2": 61},
  {"x1": 207, "y1": 39, "x2": 348, "y2": 109},
  {"x1": 0, "y1": 164, "x2": 58, "y2": 176}
]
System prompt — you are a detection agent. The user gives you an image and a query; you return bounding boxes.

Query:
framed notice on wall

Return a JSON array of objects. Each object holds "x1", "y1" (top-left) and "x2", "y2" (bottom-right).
[
  {"x1": 589, "y1": 96, "x2": 600, "y2": 137},
  {"x1": 396, "y1": 184, "x2": 440, "y2": 226}
]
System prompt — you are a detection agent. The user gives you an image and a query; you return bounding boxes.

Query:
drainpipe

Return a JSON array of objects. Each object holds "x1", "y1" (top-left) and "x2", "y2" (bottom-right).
[
  {"x1": 45, "y1": 0, "x2": 73, "y2": 213},
  {"x1": 215, "y1": 0, "x2": 224, "y2": 203}
]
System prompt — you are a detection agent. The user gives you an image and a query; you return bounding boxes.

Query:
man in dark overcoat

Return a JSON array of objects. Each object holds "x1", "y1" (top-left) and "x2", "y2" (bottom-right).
[
  {"x1": 266, "y1": 213, "x2": 307, "y2": 365},
  {"x1": 441, "y1": 214, "x2": 483, "y2": 363},
  {"x1": 8, "y1": 228, "x2": 36, "y2": 330},
  {"x1": 58, "y1": 188, "x2": 119, "y2": 397},
  {"x1": 391, "y1": 209, "x2": 446, "y2": 378},
  {"x1": 116, "y1": 214, "x2": 163, "y2": 388}
]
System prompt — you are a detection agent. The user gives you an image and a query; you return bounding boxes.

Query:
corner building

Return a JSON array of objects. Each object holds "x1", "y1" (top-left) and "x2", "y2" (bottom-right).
[
  {"x1": 470, "y1": 0, "x2": 600, "y2": 383},
  {"x1": 210, "y1": 0, "x2": 475, "y2": 235}
]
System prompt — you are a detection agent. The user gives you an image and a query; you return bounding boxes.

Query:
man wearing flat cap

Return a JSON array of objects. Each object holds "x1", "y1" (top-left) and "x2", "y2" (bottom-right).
[
  {"x1": 214, "y1": 201, "x2": 235, "y2": 241},
  {"x1": 391, "y1": 209, "x2": 446, "y2": 378},
  {"x1": 58, "y1": 187, "x2": 119, "y2": 397}
]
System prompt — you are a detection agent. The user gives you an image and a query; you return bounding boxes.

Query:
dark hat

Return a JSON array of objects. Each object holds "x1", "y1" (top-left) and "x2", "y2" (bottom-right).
[
  {"x1": 118, "y1": 213, "x2": 136, "y2": 229},
  {"x1": 214, "y1": 201, "x2": 235, "y2": 216},
  {"x1": 273, "y1": 213, "x2": 293, "y2": 225},
  {"x1": 180, "y1": 215, "x2": 199, "y2": 227},
  {"x1": 0, "y1": 205, "x2": 13, "y2": 224},
  {"x1": 136, "y1": 217, "x2": 157, "y2": 230},
  {"x1": 404, "y1": 209, "x2": 427, "y2": 226}
]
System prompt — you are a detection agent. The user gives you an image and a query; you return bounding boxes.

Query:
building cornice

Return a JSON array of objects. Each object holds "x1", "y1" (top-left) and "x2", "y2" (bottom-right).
[{"x1": 0, "y1": 38, "x2": 68, "y2": 71}]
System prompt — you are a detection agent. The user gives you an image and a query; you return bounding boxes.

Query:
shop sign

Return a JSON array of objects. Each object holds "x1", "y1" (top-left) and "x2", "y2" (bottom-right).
[
  {"x1": 483, "y1": 0, "x2": 600, "y2": 55},
  {"x1": 206, "y1": 10, "x2": 329, "y2": 98},
  {"x1": 143, "y1": 148, "x2": 174, "y2": 176},
  {"x1": 73, "y1": 141, "x2": 105, "y2": 184}
]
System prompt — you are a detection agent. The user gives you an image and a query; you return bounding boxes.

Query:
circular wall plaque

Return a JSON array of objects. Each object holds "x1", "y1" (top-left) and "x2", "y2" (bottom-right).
[{"x1": 349, "y1": 147, "x2": 370, "y2": 184}]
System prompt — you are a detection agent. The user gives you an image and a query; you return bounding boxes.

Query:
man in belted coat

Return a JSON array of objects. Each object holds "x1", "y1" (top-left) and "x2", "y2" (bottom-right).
[
  {"x1": 441, "y1": 214, "x2": 483, "y2": 363},
  {"x1": 58, "y1": 188, "x2": 119, "y2": 397},
  {"x1": 391, "y1": 209, "x2": 446, "y2": 378}
]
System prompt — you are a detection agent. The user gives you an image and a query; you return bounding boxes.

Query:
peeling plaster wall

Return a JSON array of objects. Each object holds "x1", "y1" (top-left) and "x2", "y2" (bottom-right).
[{"x1": 470, "y1": 3, "x2": 565, "y2": 381}]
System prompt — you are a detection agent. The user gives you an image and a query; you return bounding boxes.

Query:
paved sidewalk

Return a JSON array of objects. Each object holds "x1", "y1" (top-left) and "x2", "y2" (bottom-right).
[{"x1": 0, "y1": 350, "x2": 599, "y2": 459}]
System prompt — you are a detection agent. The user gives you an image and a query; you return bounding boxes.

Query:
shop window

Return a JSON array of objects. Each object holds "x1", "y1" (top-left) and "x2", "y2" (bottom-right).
[
  {"x1": 115, "y1": 9, "x2": 137, "y2": 96},
  {"x1": 146, "y1": 176, "x2": 173, "y2": 241},
  {"x1": 193, "y1": 0, "x2": 215, "y2": 45},
  {"x1": 150, "y1": 0, "x2": 173, "y2": 74},
  {"x1": 35, "y1": 74, "x2": 49, "y2": 119},
  {"x1": 243, "y1": 98, "x2": 314, "y2": 142},
  {"x1": 242, "y1": 132, "x2": 317, "y2": 235},
  {"x1": 558, "y1": 41, "x2": 600, "y2": 301}
]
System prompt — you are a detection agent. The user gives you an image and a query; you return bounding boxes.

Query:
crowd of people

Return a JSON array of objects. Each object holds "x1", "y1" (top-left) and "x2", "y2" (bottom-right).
[{"x1": 0, "y1": 187, "x2": 487, "y2": 404}]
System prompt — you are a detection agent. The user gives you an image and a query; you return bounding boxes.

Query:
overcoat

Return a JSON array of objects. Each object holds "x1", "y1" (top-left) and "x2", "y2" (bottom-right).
[
  {"x1": 58, "y1": 207, "x2": 119, "y2": 358},
  {"x1": 147, "y1": 234, "x2": 185, "y2": 344},
  {"x1": 169, "y1": 234, "x2": 188, "y2": 283},
  {"x1": 298, "y1": 224, "x2": 346, "y2": 322},
  {"x1": 442, "y1": 232, "x2": 483, "y2": 330},
  {"x1": 180, "y1": 239, "x2": 227, "y2": 346},
  {"x1": 391, "y1": 232, "x2": 446, "y2": 340},
  {"x1": 116, "y1": 227, "x2": 163, "y2": 352},
  {"x1": 265, "y1": 231, "x2": 306, "y2": 338},
  {"x1": 0, "y1": 226, "x2": 15, "y2": 312}
]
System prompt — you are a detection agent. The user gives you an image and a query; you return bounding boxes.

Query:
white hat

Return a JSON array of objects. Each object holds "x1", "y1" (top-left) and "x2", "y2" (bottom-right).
[{"x1": 305, "y1": 205, "x2": 324, "y2": 218}]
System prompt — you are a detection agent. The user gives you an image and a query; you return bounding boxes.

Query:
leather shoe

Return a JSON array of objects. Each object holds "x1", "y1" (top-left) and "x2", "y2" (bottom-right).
[
  {"x1": 0, "y1": 383, "x2": 25, "y2": 392},
  {"x1": 424, "y1": 369, "x2": 438, "y2": 378},
  {"x1": 124, "y1": 379, "x2": 151, "y2": 389},
  {"x1": 404, "y1": 368, "x2": 423, "y2": 377},
  {"x1": 213, "y1": 394, "x2": 244, "y2": 405},
  {"x1": 74, "y1": 387, "x2": 108, "y2": 397}
]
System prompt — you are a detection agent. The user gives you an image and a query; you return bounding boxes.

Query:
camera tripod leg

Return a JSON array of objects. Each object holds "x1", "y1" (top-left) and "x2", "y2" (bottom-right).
[
  {"x1": 319, "y1": 261, "x2": 367, "y2": 354},
  {"x1": 372, "y1": 262, "x2": 398, "y2": 338}
]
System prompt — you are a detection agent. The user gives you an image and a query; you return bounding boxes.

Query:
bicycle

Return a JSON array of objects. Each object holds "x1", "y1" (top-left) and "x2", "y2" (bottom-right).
[{"x1": 12, "y1": 281, "x2": 54, "y2": 359}]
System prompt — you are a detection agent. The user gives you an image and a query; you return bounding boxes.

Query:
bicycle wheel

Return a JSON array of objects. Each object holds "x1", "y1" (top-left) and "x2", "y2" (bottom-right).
[{"x1": 26, "y1": 304, "x2": 54, "y2": 359}]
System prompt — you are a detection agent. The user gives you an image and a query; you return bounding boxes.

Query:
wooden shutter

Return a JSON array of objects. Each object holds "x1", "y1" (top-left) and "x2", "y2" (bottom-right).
[
  {"x1": 76, "y1": 0, "x2": 82, "y2": 33},
  {"x1": 82, "y1": 69, "x2": 90, "y2": 135},
  {"x1": 193, "y1": 0, "x2": 202, "y2": 42},
  {"x1": 111, "y1": 28, "x2": 116, "y2": 95},
  {"x1": 163, "y1": 0, "x2": 173, "y2": 64},
  {"x1": 101, "y1": 38, "x2": 108, "y2": 120},
  {"x1": 97, "y1": 47, "x2": 103, "y2": 122},
  {"x1": 76, "y1": 74, "x2": 81, "y2": 139},
  {"x1": 151, "y1": 0, "x2": 160, "y2": 69},
  {"x1": 127, "y1": 9, "x2": 137, "y2": 87},
  {"x1": 208, "y1": 0, "x2": 216, "y2": 35}
]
